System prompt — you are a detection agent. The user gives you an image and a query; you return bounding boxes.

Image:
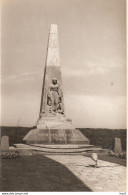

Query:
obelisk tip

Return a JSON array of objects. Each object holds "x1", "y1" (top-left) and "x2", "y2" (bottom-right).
[{"x1": 50, "y1": 24, "x2": 58, "y2": 34}]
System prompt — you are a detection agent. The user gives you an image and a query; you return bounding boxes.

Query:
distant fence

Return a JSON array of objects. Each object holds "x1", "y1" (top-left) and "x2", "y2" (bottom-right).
[{"x1": 0, "y1": 126, "x2": 127, "y2": 151}]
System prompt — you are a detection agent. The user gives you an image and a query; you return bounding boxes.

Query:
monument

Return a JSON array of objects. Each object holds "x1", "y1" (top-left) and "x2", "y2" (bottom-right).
[
  {"x1": 114, "y1": 138, "x2": 122, "y2": 153},
  {"x1": 23, "y1": 24, "x2": 89, "y2": 145},
  {"x1": 1, "y1": 136, "x2": 9, "y2": 152}
]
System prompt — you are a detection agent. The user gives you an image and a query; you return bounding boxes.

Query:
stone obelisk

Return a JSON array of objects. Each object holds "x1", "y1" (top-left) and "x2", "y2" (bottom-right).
[
  {"x1": 39, "y1": 24, "x2": 64, "y2": 116},
  {"x1": 23, "y1": 24, "x2": 89, "y2": 145}
]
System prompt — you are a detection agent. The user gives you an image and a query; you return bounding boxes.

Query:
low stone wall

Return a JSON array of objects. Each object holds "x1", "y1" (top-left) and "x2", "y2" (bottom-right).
[
  {"x1": 1, "y1": 126, "x2": 127, "y2": 151},
  {"x1": 79, "y1": 128, "x2": 126, "y2": 151}
]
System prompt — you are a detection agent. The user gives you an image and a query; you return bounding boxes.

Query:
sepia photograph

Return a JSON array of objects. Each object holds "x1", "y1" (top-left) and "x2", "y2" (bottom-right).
[{"x1": 0, "y1": 0, "x2": 127, "y2": 193}]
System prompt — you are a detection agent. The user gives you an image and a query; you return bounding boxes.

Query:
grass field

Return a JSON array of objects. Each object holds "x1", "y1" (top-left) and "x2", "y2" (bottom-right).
[
  {"x1": 0, "y1": 155, "x2": 92, "y2": 191},
  {"x1": 98, "y1": 154, "x2": 126, "y2": 166},
  {"x1": 84, "y1": 153, "x2": 126, "y2": 167}
]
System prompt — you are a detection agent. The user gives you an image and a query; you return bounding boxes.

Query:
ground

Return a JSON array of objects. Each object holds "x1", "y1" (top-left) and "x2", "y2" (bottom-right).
[
  {"x1": 0, "y1": 154, "x2": 126, "y2": 192},
  {"x1": 0, "y1": 155, "x2": 91, "y2": 191},
  {"x1": 46, "y1": 154, "x2": 126, "y2": 192}
]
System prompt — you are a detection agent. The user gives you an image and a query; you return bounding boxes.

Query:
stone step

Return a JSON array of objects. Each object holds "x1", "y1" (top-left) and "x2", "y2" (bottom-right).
[
  {"x1": 14, "y1": 144, "x2": 106, "y2": 155},
  {"x1": 9, "y1": 146, "x2": 16, "y2": 151},
  {"x1": 14, "y1": 144, "x2": 95, "y2": 149},
  {"x1": 14, "y1": 143, "x2": 101, "y2": 149},
  {"x1": 31, "y1": 144, "x2": 95, "y2": 148}
]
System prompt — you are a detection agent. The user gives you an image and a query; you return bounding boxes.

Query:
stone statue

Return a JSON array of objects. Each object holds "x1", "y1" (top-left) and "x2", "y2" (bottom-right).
[{"x1": 47, "y1": 78, "x2": 63, "y2": 114}]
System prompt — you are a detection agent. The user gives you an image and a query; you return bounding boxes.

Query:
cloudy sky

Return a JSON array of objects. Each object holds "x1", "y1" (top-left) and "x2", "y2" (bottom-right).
[{"x1": 1, "y1": 0, "x2": 126, "y2": 128}]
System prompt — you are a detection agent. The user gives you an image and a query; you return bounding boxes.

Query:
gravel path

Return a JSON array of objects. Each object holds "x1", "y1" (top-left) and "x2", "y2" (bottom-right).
[{"x1": 46, "y1": 155, "x2": 126, "y2": 192}]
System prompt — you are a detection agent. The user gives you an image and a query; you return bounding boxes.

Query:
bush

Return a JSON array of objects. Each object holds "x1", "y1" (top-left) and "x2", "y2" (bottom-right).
[
  {"x1": 1, "y1": 151, "x2": 21, "y2": 159},
  {"x1": 108, "y1": 150, "x2": 126, "y2": 159}
]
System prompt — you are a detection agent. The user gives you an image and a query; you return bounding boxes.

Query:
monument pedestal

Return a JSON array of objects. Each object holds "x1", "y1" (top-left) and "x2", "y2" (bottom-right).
[{"x1": 23, "y1": 114, "x2": 89, "y2": 145}]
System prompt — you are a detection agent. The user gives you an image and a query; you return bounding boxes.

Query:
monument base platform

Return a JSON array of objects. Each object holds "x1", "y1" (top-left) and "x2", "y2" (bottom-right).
[
  {"x1": 23, "y1": 128, "x2": 90, "y2": 145},
  {"x1": 14, "y1": 143, "x2": 107, "y2": 155}
]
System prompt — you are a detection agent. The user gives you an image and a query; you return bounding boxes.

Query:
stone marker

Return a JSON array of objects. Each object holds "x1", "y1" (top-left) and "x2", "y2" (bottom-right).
[
  {"x1": 114, "y1": 138, "x2": 122, "y2": 153},
  {"x1": 1, "y1": 136, "x2": 9, "y2": 152},
  {"x1": 23, "y1": 24, "x2": 89, "y2": 145}
]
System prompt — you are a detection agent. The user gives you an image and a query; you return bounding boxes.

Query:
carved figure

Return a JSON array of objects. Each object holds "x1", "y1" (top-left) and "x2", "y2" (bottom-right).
[{"x1": 47, "y1": 78, "x2": 63, "y2": 113}]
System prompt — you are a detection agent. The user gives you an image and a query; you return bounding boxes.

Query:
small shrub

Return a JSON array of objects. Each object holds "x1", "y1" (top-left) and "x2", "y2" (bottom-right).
[
  {"x1": 108, "y1": 150, "x2": 126, "y2": 159},
  {"x1": 1, "y1": 151, "x2": 21, "y2": 159}
]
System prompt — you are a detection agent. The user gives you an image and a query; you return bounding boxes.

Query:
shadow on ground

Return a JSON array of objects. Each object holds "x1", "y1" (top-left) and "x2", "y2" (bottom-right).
[
  {"x1": 0, "y1": 155, "x2": 92, "y2": 191},
  {"x1": 84, "y1": 164, "x2": 120, "y2": 168}
]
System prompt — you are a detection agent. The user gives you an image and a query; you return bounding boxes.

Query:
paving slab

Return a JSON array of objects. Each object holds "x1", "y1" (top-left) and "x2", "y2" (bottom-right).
[{"x1": 45, "y1": 155, "x2": 126, "y2": 192}]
